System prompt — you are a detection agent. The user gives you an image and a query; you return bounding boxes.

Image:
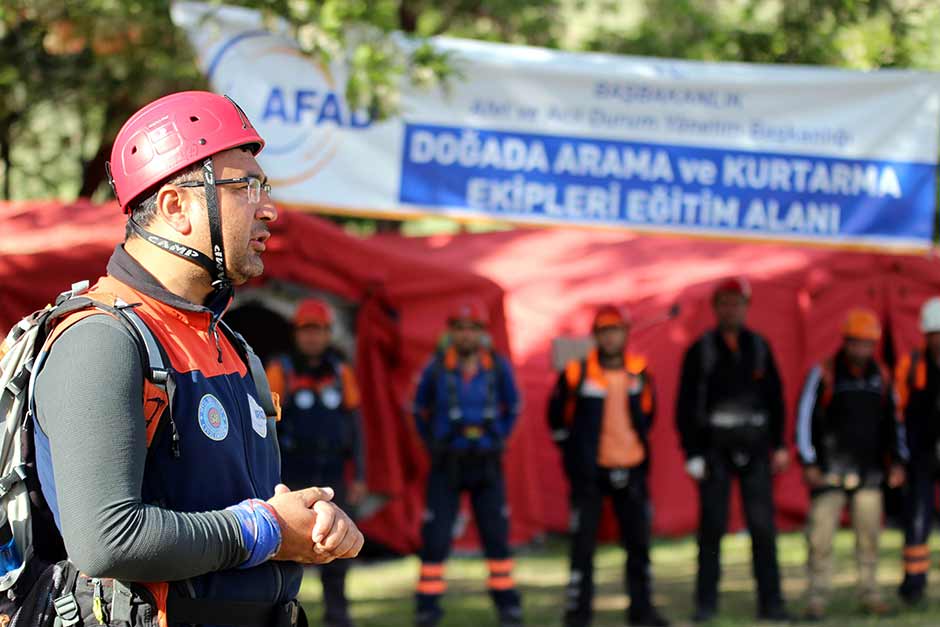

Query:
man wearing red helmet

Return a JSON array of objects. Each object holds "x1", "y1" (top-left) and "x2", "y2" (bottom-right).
[
  {"x1": 412, "y1": 300, "x2": 523, "y2": 627},
  {"x1": 266, "y1": 298, "x2": 367, "y2": 627},
  {"x1": 796, "y1": 308, "x2": 906, "y2": 619},
  {"x1": 675, "y1": 277, "x2": 790, "y2": 623},
  {"x1": 30, "y1": 92, "x2": 362, "y2": 627},
  {"x1": 547, "y1": 305, "x2": 669, "y2": 627}
]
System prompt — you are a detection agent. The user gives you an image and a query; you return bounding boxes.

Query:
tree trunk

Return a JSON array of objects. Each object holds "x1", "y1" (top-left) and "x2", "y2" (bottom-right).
[
  {"x1": 374, "y1": 218, "x2": 402, "y2": 234},
  {"x1": 78, "y1": 138, "x2": 113, "y2": 198},
  {"x1": 0, "y1": 123, "x2": 10, "y2": 200},
  {"x1": 398, "y1": 1, "x2": 418, "y2": 33}
]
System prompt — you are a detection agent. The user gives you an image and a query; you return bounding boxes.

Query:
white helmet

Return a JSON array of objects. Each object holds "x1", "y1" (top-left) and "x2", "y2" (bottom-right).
[{"x1": 921, "y1": 297, "x2": 940, "y2": 334}]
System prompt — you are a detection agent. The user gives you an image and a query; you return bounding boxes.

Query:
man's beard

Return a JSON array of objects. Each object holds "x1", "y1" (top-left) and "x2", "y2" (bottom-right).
[
  {"x1": 718, "y1": 319, "x2": 742, "y2": 332},
  {"x1": 455, "y1": 342, "x2": 478, "y2": 357},
  {"x1": 846, "y1": 353, "x2": 870, "y2": 368}
]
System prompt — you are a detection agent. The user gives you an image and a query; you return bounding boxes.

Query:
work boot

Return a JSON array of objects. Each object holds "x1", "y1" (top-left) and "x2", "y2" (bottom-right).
[
  {"x1": 628, "y1": 607, "x2": 670, "y2": 626},
  {"x1": 860, "y1": 598, "x2": 894, "y2": 617},
  {"x1": 802, "y1": 600, "x2": 825, "y2": 622},
  {"x1": 415, "y1": 609, "x2": 441, "y2": 627},
  {"x1": 691, "y1": 606, "x2": 716, "y2": 623},
  {"x1": 757, "y1": 604, "x2": 791, "y2": 622},
  {"x1": 563, "y1": 609, "x2": 589, "y2": 627},
  {"x1": 899, "y1": 587, "x2": 926, "y2": 608},
  {"x1": 498, "y1": 605, "x2": 523, "y2": 627}
]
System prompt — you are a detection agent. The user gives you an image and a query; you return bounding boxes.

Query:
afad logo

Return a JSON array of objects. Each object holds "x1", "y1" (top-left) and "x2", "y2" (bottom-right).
[{"x1": 206, "y1": 30, "x2": 372, "y2": 188}]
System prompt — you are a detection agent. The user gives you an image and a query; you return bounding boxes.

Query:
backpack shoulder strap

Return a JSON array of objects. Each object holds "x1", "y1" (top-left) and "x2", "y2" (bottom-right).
[
  {"x1": 32, "y1": 288, "x2": 174, "y2": 450},
  {"x1": 563, "y1": 358, "x2": 585, "y2": 392},
  {"x1": 911, "y1": 349, "x2": 926, "y2": 391},
  {"x1": 819, "y1": 357, "x2": 836, "y2": 407},
  {"x1": 558, "y1": 358, "x2": 585, "y2": 429},
  {"x1": 217, "y1": 320, "x2": 278, "y2": 421},
  {"x1": 700, "y1": 331, "x2": 718, "y2": 378},
  {"x1": 751, "y1": 331, "x2": 768, "y2": 376}
]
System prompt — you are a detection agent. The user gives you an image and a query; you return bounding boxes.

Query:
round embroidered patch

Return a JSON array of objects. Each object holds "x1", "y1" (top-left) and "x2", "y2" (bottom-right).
[
  {"x1": 320, "y1": 387, "x2": 342, "y2": 410},
  {"x1": 294, "y1": 389, "x2": 315, "y2": 410},
  {"x1": 198, "y1": 394, "x2": 229, "y2": 441}
]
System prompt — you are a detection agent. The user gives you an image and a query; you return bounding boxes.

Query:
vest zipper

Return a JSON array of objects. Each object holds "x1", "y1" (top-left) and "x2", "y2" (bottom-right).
[
  {"x1": 169, "y1": 414, "x2": 181, "y2": 458},
  {"x1": 210, "y1": 318, "x2": 223, "y2": 363}
]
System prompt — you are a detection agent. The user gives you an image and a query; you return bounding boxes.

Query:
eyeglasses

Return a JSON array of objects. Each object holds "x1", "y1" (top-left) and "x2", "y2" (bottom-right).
[{"x1": 177, "y1": 176, "x2": 272, "y2": 203}]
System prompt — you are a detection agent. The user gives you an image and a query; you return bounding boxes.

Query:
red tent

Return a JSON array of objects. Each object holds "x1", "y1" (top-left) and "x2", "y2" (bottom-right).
[
  {"x1": 372, "y1": 228, "x2": 940, "y2": 536},
  {"x1": 0, "y1": 200, "x2": 543, "y2": 553}
]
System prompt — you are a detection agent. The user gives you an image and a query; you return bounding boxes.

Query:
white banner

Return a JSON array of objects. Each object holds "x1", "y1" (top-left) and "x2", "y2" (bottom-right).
[{"x1": 173, "y1": 3, "x2": 940, "y2": 250}]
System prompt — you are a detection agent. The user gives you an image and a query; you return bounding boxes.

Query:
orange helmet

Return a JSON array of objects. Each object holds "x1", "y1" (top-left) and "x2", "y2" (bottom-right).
[
  {"x1": 448, "y1": 300, "x2": 489, "y2": 327},
  {"x1": 592, "y1": 304, "x2": 631, "y2": 331},
  {"x1": 294, "y1": 298, "x2": 333, "y2": 328},
  {"x1": 842, "y1": 308, "x2": 881, "y2": 342}
]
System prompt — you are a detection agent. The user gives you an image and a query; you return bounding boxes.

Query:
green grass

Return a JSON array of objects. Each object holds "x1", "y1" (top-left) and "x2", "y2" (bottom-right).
[{"x1": 298, "y1": 529, "x2": 940, "y2": 626}]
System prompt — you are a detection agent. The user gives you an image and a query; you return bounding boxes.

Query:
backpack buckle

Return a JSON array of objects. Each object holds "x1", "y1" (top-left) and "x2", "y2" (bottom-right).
[
  {"x1": 0, "y1": 465, "x2": 27, "y2": 499},
  {"x1": 54, "y1": 280, "x2": 90, "y2": 305},
  {"x1": 53, "y1": 592, "x2": 81, "y2": 627}
]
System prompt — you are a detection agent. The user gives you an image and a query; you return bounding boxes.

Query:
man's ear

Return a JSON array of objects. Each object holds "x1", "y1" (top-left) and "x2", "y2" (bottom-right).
[{"x1": 154, "y1": 185, "x2": 194, "y2": 236}]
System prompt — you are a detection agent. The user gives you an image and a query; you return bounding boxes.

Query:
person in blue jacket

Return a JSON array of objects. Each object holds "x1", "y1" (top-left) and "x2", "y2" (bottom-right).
[{"x1": 412, "y1": 301, "x2": 523, "y2": 627}]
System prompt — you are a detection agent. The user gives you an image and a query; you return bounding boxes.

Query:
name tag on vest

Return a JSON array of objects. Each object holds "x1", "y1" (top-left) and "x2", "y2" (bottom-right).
[
  {"x1": 247, "y1": 393, "x2": 268, "y2": 438},
  {"x1": 581, "y1": 381, "x2": 607, "y2": 398}
]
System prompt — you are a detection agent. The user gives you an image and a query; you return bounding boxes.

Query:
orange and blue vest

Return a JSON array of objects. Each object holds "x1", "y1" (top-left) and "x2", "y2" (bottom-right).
[
  {"x1": 32, "y1": 249, "x2": 301, "y2": 621},
  {"x1": 266, "y1": 350, "x2": 362, "y2": 487},
  {"x1": 547, "y1": 349, "x2": 655, "y2": 480}
]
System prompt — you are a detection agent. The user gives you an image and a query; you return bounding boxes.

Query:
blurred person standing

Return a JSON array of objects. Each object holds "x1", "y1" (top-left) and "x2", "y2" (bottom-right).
[
  {"x1": 267, "y1": 298, "x2": 367, "y2": 627},
  {"x1": 412, "y1": 301, "x2": 523, "y2": 627},
  {"x1": 547, "y1": 304, "x2": 669, "y2": 627},
  {"x1": 796, "y1": 308, "x2": 907, "y2": 620},
  {"x1": 675, "y1": 277, "x2": 790, "y2": 623},
  {"x1": 896, "y1": 297, "x2": 940, "y2": 606}
]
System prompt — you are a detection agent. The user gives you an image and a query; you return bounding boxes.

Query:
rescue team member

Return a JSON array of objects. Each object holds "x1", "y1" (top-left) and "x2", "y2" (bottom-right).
[
  {"x1": 32, "y1": 92, "x2": 362, "y2": 626},
  {"x1": 266, "y1": 298, "x2": 367, "y2": 627},
  {"x1": 547, "y1": 305, "x2": 670, "y2": 627},
  {"x1": 896, "y1": 297, "x2": 940, "y2": 605},
  {"x1": 796, "y1": 308, "x2": 907, "y2": 620},
  {"x1": 675, "y1": 277, "x2": 790, "y2": 623},
  {"x1": 412, "y1": 302, "x2": 523, "y2": 627}
]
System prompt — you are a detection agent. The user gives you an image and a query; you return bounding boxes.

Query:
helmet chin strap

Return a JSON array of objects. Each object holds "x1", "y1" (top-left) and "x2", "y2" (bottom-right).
[
  {"x1": 200, "y1": 158, "x2": 231, "y2": 292},
  {"x1": 130, "y1": 158, "x2": 231, "y2": 294}
]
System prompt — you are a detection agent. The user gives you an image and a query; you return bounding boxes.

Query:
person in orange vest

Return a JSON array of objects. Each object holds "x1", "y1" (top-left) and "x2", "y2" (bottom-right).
[
  {"x1": 548, "y1": 305, "x2": 669, "y2": 627},
  {"x1": 896, "y1": 297, "x2": 940, "y2": 605},
  {"x1": 266, "y1": 298, "x2": 367, "y2": 627},
  {"x1": 796, "y1": 308, "x2": 907, "y2": 620},
  {"x1": 675, "y1": 277, "x2": 790, "y2": 623}
]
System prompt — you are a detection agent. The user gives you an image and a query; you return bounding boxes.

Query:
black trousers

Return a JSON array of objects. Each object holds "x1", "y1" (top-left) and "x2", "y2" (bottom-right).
[
  {"x1": 695, "y1": 451, "x2": 783, "y2": 614},
  {"x1": 416, "y1": 454, "x2": 520, "y2": 622},
  {"x1": 564, "y1": 467, "x2": 653, "y2": 627},
  {"x1": 900, "y1": 461, "x2": 938, "y2": 599}
]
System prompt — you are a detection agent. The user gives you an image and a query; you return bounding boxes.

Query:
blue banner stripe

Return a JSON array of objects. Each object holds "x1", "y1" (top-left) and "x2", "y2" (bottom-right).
[{"x1": 398, "y1": 123, "x2": 935, "y2": 245}]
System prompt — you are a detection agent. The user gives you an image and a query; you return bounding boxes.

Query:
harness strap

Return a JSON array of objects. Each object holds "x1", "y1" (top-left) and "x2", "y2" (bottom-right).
[
  {"x1": 219, "y1": 320, "x2": 279, "y2": 421},
  {"x1": 51, "y1": 563, "x2": 81, "y2": 627}
]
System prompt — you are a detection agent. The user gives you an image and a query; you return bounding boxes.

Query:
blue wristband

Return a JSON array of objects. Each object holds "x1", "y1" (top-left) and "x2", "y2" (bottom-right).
[{"x1": 226, "y1": 499, "x2": 282, "y2": 569}]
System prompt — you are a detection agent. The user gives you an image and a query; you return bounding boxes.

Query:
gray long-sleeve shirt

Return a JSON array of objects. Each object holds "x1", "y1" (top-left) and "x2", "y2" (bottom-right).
[{"x1": 34, "y1": 314, "x2": 249, "y2": 581}]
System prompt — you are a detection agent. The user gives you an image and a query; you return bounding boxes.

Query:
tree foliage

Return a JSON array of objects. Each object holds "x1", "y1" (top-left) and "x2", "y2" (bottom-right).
[{"x1": 1, "y1": 0, "x2": 938, "y2": 203}]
